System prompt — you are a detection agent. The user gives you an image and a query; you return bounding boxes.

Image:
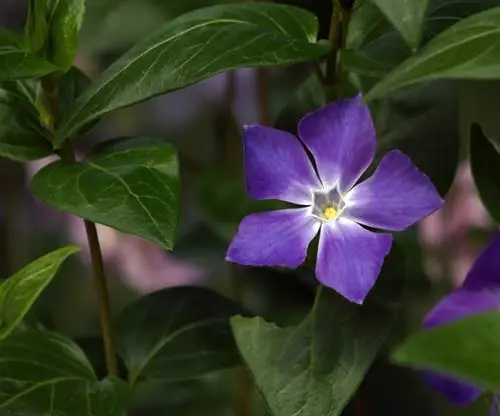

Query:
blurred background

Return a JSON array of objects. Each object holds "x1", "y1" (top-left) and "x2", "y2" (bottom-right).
[{"x1": 0, "y1": 0, "x2": 497, "y2": 414}]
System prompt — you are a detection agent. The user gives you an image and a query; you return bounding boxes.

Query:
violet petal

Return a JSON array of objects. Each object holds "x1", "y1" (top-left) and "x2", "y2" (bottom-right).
[
  {"x1": 297, "y1": 94, "x2": 376, "y2": 193},
  {"x1": 226, "y1": 208, "x2": 320, "y2": 268},
  {"x1": 345, "y1": 150, "x2": 443, "y2": 231},
  {"x1": 462, "y1": 233, "x2": 500, "y2": 291},
  {"x1": 243, "y1": 125, "x2": 321, "y2": 205},
  {"x1": 315, "y1": 218, "x2": 392, "y2": 304},
  {"x1": 420, "y1": 371, "x2": 482, "y2": 405},
  {"x1": 419, "y1": 279, "x2": 500, "y2": 405}
]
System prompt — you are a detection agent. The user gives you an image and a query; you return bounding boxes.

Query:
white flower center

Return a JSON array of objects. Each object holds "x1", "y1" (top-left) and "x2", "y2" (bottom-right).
[{"x1": 311, "y1": 187, "x2": 345, "y2": 222}]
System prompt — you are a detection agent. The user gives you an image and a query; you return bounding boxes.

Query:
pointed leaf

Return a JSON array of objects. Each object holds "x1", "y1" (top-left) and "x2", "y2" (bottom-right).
[
  {"x1": 24, "y1": 0, "x2": 85, "y2": 70},
  {"x1": 366, "y1": 6, "x2": 500, "y2": 100},
  {"x1": 0, "y1": 30, "x2": 57, "y2": 80},
  {"x1": 370, "y1": 0, "x2": 429, "y2": 49},
  {"x1": 56, "y1": 2, "x2": 328, "y2": 142},
  {"x1": 470, "y1": 123, "x2": 500, "y2": 224},
  {"x1": 47, "y1": 0, "x2": 86, "y2": 70},
  {"x1": 115, "y1": 286, "x2": 245, "y2": 385},
  {"x1": 231, "y1": 248, "x2": 406, "y2": 416},
  {"x1": 393, "y1": 311, "x2": 500, "y2": 390},
  {"x1": 31, "y1": 139, "x2": 179, "y2": 250},
  {"x1": 0, "y1": 330, "x2": 129, "y2": 415},
  {"x1": 0, "y1": 246, "x2": 79, "y2": 340}
]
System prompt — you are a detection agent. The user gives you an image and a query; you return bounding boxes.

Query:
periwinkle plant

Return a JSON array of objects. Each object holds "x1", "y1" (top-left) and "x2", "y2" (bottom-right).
[{"x1": 1, "y1": 0, "x2": 500, "y2": 415}]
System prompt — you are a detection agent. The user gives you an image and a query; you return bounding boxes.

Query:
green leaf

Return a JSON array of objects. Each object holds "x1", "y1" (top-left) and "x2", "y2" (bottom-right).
[
  {"x1": 365, "y1": 6, "x2": 500, "y2": 101},
  {"x1": 393, "y1": 311, "x2": 500, "y2": 390},
  {"x1": 0, "y1": 30, "x2": 57, "y2": 80},
  {"x1": 470, "y1": 123, "x2": 500, "y2": 224},
  {"x1": 24, "y1": 0, "x2": 85, "y2": 71},
  {"x1": 24, "y1": 0, "x2": 50, "y2": 53},
  {"x1": 0, "y1": 80, "x2": 54, "y2": 162},
  {"x1": 31, "y1": 138, "x2": 180, "y2": 250},
  {"x1": 58, "y1": 66, "x2": 92, "y2": 120},
  {"x1": 0, "y1": 246, "x2": 79, "y2": 340},
  {"x1": 115, "y1": 286, "x2": 244, "y2": 386},
  {"x1": 344, "y1": 0, "x2": 499, "y2": 84},
  {"x1": 48, "y1": 0, "x2": 86, "y2": 70},
  {"x1": 0, "y1": 330, "x2": 129, "y2": 415},
  {"x1": 370, "y1": 0, "x2": 429, "y2": 49},
  {"x1": 56, "y1": 2, "x2": 328, "y2": 143},
  {"x1": 459, "y1": 80, "x2": 500, "y2": 147},
  {"x1": 231, "y1": 247, "x2": 406, "y2": 416}
]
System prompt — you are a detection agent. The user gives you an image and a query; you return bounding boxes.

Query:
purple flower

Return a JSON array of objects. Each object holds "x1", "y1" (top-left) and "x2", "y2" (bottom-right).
[
  {"x1": 226, "y1": 95, "x2": 443, "y2": 304},
  {"x1": 420, "y1": 233, "x2": 500, "y2": 414}
]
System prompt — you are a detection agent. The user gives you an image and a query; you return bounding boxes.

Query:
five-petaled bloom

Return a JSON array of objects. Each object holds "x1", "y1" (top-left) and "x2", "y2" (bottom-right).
[
  {"x1": 226, "y1": 94, "x2": 443, "y2": 304},
  {"x1": 420, "y1": 233, "x2": 500, "y2": 415}
]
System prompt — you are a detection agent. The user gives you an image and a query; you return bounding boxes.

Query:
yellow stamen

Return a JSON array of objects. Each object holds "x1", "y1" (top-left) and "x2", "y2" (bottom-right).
[{"x1": 323, "y1": 206, "x2": 337, "y2": 220}]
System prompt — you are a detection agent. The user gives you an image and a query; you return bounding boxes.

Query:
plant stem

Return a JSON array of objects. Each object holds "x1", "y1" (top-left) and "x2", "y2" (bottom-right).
[
  {"x1": 41, "y1": 75, "x2": 119, "y2": 377},
  {"x1": 83, "y1": 219, "x2": 119, "y2": 376},
  {"x1": 324, "y1": 0, "x2": 350, "y2": 101}
]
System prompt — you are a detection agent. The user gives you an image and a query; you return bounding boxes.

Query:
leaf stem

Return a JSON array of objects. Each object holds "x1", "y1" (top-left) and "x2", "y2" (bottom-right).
[
  {"x1": 324, "y1": 0, "x2": 350, "y2": 100},
  {"x1": 41, "y1": 75, "x2": 119, "y2": 377}
]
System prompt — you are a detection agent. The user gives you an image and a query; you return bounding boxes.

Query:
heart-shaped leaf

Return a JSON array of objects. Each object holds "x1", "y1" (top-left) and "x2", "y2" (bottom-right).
[
  {"x1": 0, "y1": 30, "x2": 57, "y2": 80},
  {"x1": 393, "y1": 311, "x2": 500, "y2": 390},
  {"x1": 0, "y1": 330, "x2": 129, "y2": 415},
  {"x1": 0, "y1": 246, "x2": 79, "y2": 340},
  {"x1": 365, "y1": 6, "x2": 500, "y2": 100},
  {"x1": 115, "y1": 286, "x2": 245, "y2": 386},
  {"x1": 231, "y1": 247, "x2": 406, "y2": 416},
  {"x1": 31, "y1": 138, "x2": 180, "y2": 250},
  {"x1": 56, "y1": 2, "x2": 328, "y2": 142}
]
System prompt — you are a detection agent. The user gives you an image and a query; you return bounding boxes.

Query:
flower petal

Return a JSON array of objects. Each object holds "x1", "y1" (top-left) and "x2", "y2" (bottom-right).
[
  {"x1": 297, "y1": 94, "x2": 376, "y2": 192},
  {"x1": 315, "y1": 218, "x2": 392, "y2": 304},
  {"x1": 419, "y1": 289, "x2": 500, "y2": 405},
  {"x1": 243, "y1": 125, "x2": 321, "y2": 205},
  {"x1": 345, "y1": 150, "x2": 443, "y2": 231},
  {"x1": 420, "y1": 371, "x2": 482, "y2": 405},
  {"x1": 226, "y1": 208, "x2": 320, "y2": 268},
  {"x1": 462, "y1": 232, "x2": 500, "y2": 290},
  {"x1": 424, "y1": 290, "x2": 500, "y2": 329}
]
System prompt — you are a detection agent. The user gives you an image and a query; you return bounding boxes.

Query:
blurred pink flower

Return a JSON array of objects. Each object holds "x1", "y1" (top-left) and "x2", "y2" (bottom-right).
[{"x1": 419, "y1": 162, "x2": 492, "y2": 286}]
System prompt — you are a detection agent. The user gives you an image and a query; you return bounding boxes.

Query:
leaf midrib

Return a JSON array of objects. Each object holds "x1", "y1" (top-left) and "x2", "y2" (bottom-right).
[
  {"x1": 59, "y1": 13, "x2": 319, "y2": 139},
  {"x1": 129, "y1": 317, "x2": 228, "y2": 386}
]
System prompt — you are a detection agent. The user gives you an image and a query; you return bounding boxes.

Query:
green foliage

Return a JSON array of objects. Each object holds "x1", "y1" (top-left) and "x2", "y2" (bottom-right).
[
  {"x1": 24, "y1": 0, "x2": 86, "y2": 71},
  {"x1": 0, "y1": 80, "x2": 53, "y2": 161},
  {"x1": 0, "y1": 30, "x2": 57, "y2": 80},
  {"x1": 56, "y1": 2, "x2": 329, "y2": 143},
  {"x1": 231, "y1": 248, "x2": 406, "y2": 416},
  {"x1": 0, "y1": 330, "x2": 129, "y2": 415},
  {"x1": 344, "y1": 0, "x2": 499, "y2": 82},
  {"x1": 31, "y1": 138, "x2": 180, "y2": 250},
  {"x1": 470, "y1": 123, "x2": 500, "y2": 224},
  {"x1": 115, "y1": 286, "x2": 245, "y2": 385},
  {"x1": 393, "y1": 311, "x2": 500, "y2": 390},
  {"x1": 0, "y1": 246, "x2": 78, "y2": 340},
  {"x1": 1, "y1": 0, "x2": 499, "y2": 414},
  {"x1": 366, "y1": 6, "x2": 500, "y2": 100},
  {"x1": 369, "y1": 0, "x2": 429, "y2": 49}
]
